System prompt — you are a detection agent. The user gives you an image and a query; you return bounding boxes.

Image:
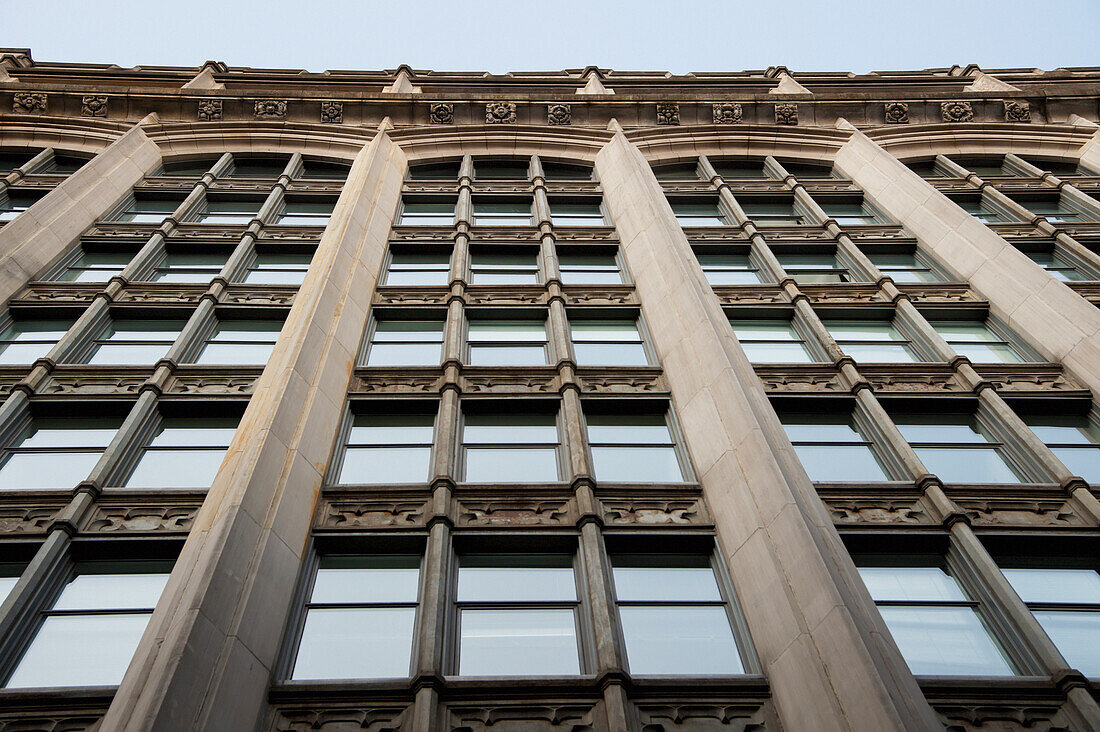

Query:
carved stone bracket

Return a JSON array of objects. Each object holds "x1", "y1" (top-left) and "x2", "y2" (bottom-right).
[
  {"x1": 884, "y1": 101, "x2": 909, "y2": 124},
  {"x1": 485, "y1": 102, "x2": 517, "y2": 124},
  {"x1": 254, "y1": 99, "x2": 287, "y2": 118},
  {"x1": 656, "y1": 103, "x2": 680, "y2": 125},
  {"x1": 774, "y1": 103, "x2": 798, "y2": 125},
  {"x1": 1004, "y1": 100, "x2": 1031, "y2": 123},
  {"x1": 319, "y1": 100, "x2": 343, "y2": 124},
  {"x1": 941, "y1": 101, "x2": 974, "y2": 122},
  {"x1": 197, "y1": 98, "x2": 222, "y2": 121},
  {"x1": 13, "y1": 91, "x2": 47, "y2": 114},
  {"x1": 712, "y1": 102, "x2": 743, "y2": 124},
  {"x1": 547, "y1": 103, "x2": 571, "y2": 125},
  {"x1": 82, "y1": 95, "x2": 108, "y2": 117}
]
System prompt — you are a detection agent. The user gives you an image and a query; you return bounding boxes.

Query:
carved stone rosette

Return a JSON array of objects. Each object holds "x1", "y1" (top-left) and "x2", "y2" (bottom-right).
[
  {"x1": 319, "y1": 100, "x2": 343, "y2": 123},
  {"x1": 13, "y1": 91, "x2": 46, "y2": 114},
  {"x1": 547, "y1": 103, "x2": 571, "y2": 125},
  {"x1": 429, "y1": 102, "x2": 454, "y2": 124},
  {"x1": 197, "y1": 98, "x2": 222, "y2": 121},
  {"x1": 712, "y1": 102, "x2": 743, "y2": 124},
  {"x1": 485, "y1": 101, "x2": 517, "y2": 124},
  {"x1": 774, "y1": 103, "x2": 798, "y2": 125},
  {"x1": 940, "y1": 100, "x2": 973, "y2": 122},
  {"x1": 81, "y1": 95, "x2": 108, "y2": 117},
  {"x1": 1004, "y1": 100, "x2": 1031, "y2": 122},
  {"x1": 254, "y1": 99, "x2": 287, "y2": 118},
  {"x1": 884, "y1": 101, "x2": 909, "y2": 124},
  {"x1": 656, "y1": 102, "x2": 680, "y2": 125}
]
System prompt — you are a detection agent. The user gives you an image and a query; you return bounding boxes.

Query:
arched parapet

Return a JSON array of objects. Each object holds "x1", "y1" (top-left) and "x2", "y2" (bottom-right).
[
  {"x1": 142, "y1": 120, "x2": 376, "y2": 163},
  {"x1": 863, "y1": 122, "x2": 1097, "y2": 163},
  {"x1": 388, "y1": 123, "x2": 613, "y2": 163},
  {"x1": 625, "y1": 124, "x2": 852, "y2": 165},
  {"x1": 0, "y1": 116, "x2": 134, "y2": 156}
]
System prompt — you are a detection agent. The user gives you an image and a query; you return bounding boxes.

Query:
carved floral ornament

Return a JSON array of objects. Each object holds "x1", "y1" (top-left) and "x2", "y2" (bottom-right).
[
  {"x1": 884, "y1": 101, "x2": 909, "y2": 124},
  {"x1": 547, "y1": 103, "x2": 571, "y2": 125},
  {"x1": 81, "y1": 95, "x2": 108, "y2": 117},
  {"x1": 429, "y1": 102, "x2": 454, "y2": 124},
  {"x1": 197, "y1": 98, "x2": 222, "y2": 121},
  {"x1": 1004, "y1": 99, "x2": 1031, "y2": 122},
  {"x1": 320, "y1": 100, "x2": 343, "y2": 123},
  {"x1": 485, "y1": 101, "x2": 517, "y2": 124},
  {"x1": 12, "y1": 92, "x2": 46, "y2": 114},
  {"x1": 774, "y1": 103, "x2": 798, "y2": 125},
  {"x1": 712, "y1": 102, "x2": 742, "y2": 124},
  {"x1": 254, "y1": 99, "x2": 287, "y2": 118},
  {"x1": 941, "y1": 100, "x2": 973, "y2": 122},
  {"x1": 656, "y1": 102, "x2": 680, "y2": 125}
]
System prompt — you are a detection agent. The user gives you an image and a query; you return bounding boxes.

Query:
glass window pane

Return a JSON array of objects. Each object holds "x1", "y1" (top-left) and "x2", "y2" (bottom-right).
[
  {"x1": 125, "y1": 449, "x2": 227, "y2": 489},
  {"x1": 895, "y1": 420, "x2": 987, "y2": 443},
  {"x1": 14, "y1": 420, "x2": 117, "y2": 448},
  {"x1": 338, "y1": 447, "x2": 430, "y2": 484},
  {"x1": 586, "y1": 413, "x2": 672, "y2": 444},
  {"x1": 367, "y1": 342, "x2": 441, "y2": 366},
  {"x1": 620, "y1": 605, "x2": 743, "y2": 675},
  {"x1": 878, "y1": 606, "x2": 1014, "y2": 676},
  {"x1": 465, "y1": 448, "x2": 558, "y2": 482},
  {"x1": 459, "y1": 557, "x2": 576, "y2": 602},
  {"x1": 468, "y1": 321, "x2": 545, "y2": 341},
  {"x1": 740, "y1": 343, "x2": 813, "y2": 364},
  {"x1": 348, "y1": 414, "x2": 434, "y2": 445},
  {"x1": 292, "y1": 607, "x2": 415, "y2": 680},
  {"x1": 195, "y1": 342, "x2": 274, "y2": 365},
  {"x1": 1032, "y1": 611, "x2": 1100, "y2": 676},
  {"x1": 792, "y1": 444, "x2": 888, "y2": 481},
  {"x1": 0, "y1": 452, "x2": 103, "y2": 490},
  {"x1": 912, "y1": 447, "x2": 1021, "y2": 483},
  {"x1": 952, "y1": 343, "x2": 1023, "y2": 363},
  {"x1": 591, "y1": 446, "x2": 683, "y2": 482},
  {"x1": 310, "y1": 558, "x2": 420, "y2": 604},
  {"x1": 459, "y1": 609, "x2": 579, "y2": 676},
  {"x1": 858, "y1": 567, "x2": 967, "y2": 602},
  {"x1": 463, "y1": 414, "x2": 557, "y2": 444},
  {"x1": 469, "y1": 345, "x2": 546, "y2": 366},
  {"x1": 88, "y1": 344, "x2": 172, "y2": 365},
  {"x1": 53, "y1": 573, "x2": 169, "y2": 611},
  {"x1": 6, "y1": 613, "x2": 154, "y2": 687},
  {"x1": 149, "y1": 422, "x2": 237, "y2": 447},
  {"x1": 1002, "y1": 568, "x2": 1100, "y2": 604},
  {"x1": 573, "y1": 342, "x2": 648, "y2": 366},
  {"x1": 782, "y1": 421, "x2": 863, "y2": 442},
  {"x1": 841, "y1": 344, "x2": 917, "y2": 363},
  {"x1": 612, "y1": 562, "x2": 721, "y2": 602},
  {"x1": 1051, "y1": 447, "x2": 1100, "y2": 482}
]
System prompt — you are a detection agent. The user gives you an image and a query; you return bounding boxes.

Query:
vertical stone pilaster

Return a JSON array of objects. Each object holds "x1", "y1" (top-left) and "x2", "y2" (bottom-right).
[
  {"x1": 594, "y1": 121, "x2": 939, "y2": 731},
  {"x1": 100, "y1": 123, "x2": 408, "y2": 732},
  {"x1": 0, "y1": 113, "x2": 162, "y2": 305}
]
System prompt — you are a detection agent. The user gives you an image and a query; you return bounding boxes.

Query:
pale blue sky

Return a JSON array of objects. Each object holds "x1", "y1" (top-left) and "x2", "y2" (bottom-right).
[{"x1": 2, "y1": 0, "x2": 1098, "y2": 74}]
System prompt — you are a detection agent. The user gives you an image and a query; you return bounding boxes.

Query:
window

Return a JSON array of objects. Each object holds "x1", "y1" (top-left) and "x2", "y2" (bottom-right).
[
  {"x1": 474, "y1": 159, "x2": 530, "y2": 180},
  {"x1": 469, "y1": 249, "x2": 538, "y2": 285},
  {"x1": 383, "y1": 249, "x2": 450, "y2": 287},
  {"x1": 739, "y1": 200, "x2": 804, "y2": 226},
  {"x1": 0, "y1": 317, "x2": 72, "y2": 364},
  {"x1": 243, "y1": 251, "x2": 314, "y2": 286},
  {"x1": 781, "y1": 161, "x2": 835, "y2": 179},
  {"x1": 653, "y1": 163, "x2": 701, "y2": 181},
  {"x1": 696, "y1": 251, "x2": 762, "y2": 285},
  {"x1": 0, "y1": 565, "x2": 20, "y2": 602},
  {"x1": 712, "y1": 159, "x2": 767, "y2": 179},
  {"x1": 818, "y1": 201, "x2": 881, "y2": 226},
  {"x1": 557, "y1": 250, "x2": 622, "y2": 285},
  {"x1": 86, "y1": 318, "x2": 185, "y2": 365},
  {"x1": 867, "y1": 251, "x2": 942, "y2": 283},
  {"x1": 585, "y1": 410, "x2": 685, "y2": 482},
  {"x1": 858, "y1": 562, "x2": 1014, "y2": 676},
  {"x1": 570, "y1": 319, "x2": 647, "y2": 366},
  {"x1": 123, "y1": 417, "x2": 238, "y2": 489},
  {"x1": 44, "y1": 155, "x2": 90, "y2": 174},
  {"x1": 952, "y1": 157, "x2": 1010, "y2": 177},
  {"x1": 407, "y1": 161, "x2": 460, "y2": 180},
  {"x1": 1024, "y1": 250, "x2": 1092, "y2": 282},
  {"x1": 782, "y1": 412, "x2": 889, "y2": 481},
  {"x1": 1025, "y1": 414, "x2": 1100, "y2": 483},
  {"x1": 161, "y1": 159, "x2": 217, "y2": 177},
  {"x1": 0, "y1": 417, "x2": 118, "y2": 490},
  {"x1": 277, "y1": 200, "x2": 334, "y2": 226},
  {"x1": 4, "y1": 563, "x2": 171, "y2": 688},
  {"x1": 471, "y1": 199, "x2": 533, "y2": 226},
  {"x1": 194, "y1": 319, "x2": 283, "y2": 365},
  {"x1": 954, "y1": 197, "x2": 1010, "y2": 224},
  {"x1": 468, "y1": 319, "x2": 548, "y2": 366},
  {"x1": 670, "y1": 200, "x2": 728, "y2": 227},
  {"x1": 456, "y1": 554, "x2": 580, "y2": 676},
  {"x1": 399, "y1": 199, "x2": 455, "y2": 225},
  {"x1": 906, "y1": 160, "x2": 948, "y2": 179},
  {"x1": 775, "y1": 252, "x2": 851, "y2": 283},
  {"x1": 929, "y1": 320, "x2": 1026, "y2": 363},
  {"x1": 56, "y1": 247, "x2": 133, "y2": 283},
  {"x1": 1002, "y1": 566, "x2": 1100, "y2": 676},
  {"x1": 461, "y1": 409, "x2": 560, "y2": 482},
  {"x1": 0, "y1": 151, "x2": 38, "y2": 176},
  {"x1": 0, "y1": 192, "x2": 41, "y2": 222},
  {"x1": 550, "y1": 200, "x2": 604, "y2": 226},
  {"x1": 730, "y1": 319, "x2": 813, "y2": 363},
  {"x1": 228, "y1": 157, "x2": 287, "y2": 178},
  {"x1": 196, "y1": 200, "x2": 261, "y2": 225},
  {"x1": 366, "y1": 318, "x2": 444, "y2": 366},
  {"x1": 611, "y1": 554, "x2": 744, "y2": 675},
  {"x1": 823, "y1": 319, "x2": 918, "y2": 363},
  {"x1": 111, "y1": 197, "x2": 179, "y2": 224},
  {"x1": 894, "y1": 413, "x2": 1022, "y2": 483},
  {"x1": 541, "y1": 161, "x2": 592, "y2": 180},
  {"x1": 299, "y1": 159, "x2": 351, "y2": 180},
  {"x1": 290, "y1": 555, "x2": 420, "y2": 680},
  {"x1": 336, "y1": 409, "x2": 435, "y2": 484},
  {"x1": 149, "y1": 252, "x2": 226, "y2": 283},
  {"x1": 1017, "y1": 198, "x2": 1088, "y2": 224}
]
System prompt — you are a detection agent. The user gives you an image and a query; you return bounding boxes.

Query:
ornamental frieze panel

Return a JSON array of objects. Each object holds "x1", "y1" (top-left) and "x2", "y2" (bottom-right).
[
  {"x1": 388, "y1": 225, "x2": 464, "y2": 241},
  {"x1": 959, "y1": 499, "x2": 1086, "y2": 527},
  {"x1": 13, "y1": 91, "x2": 47, "y2": 114},
  {"x1": 796, "y1": 284, "x2": 886, "y2": 304},
  {"x1": 755, "y1": 369, "x2": 846, "y2": 394},
  {"x1": 316, "y1": 498, "x2": 427, "y2": 529},
  {"x1": 446, "y1": 703, "x2": 601, "y2": 732},
  {"x1": 464, "y1": 288, "x2": 548, "y2": 306},
  {"x1": 400, "y1": 182, "x2": 457, "y2": 194},
  {"x1": 0, "y1": 712, "x2": 106, "y2": 732},
  {"x1": 837, "y1": 224, "x2": 910, "y2": 239},
  {"x1": 207, "y1": 180, "x2": 275, "y2": 193},
  {"x1": 720, "y1": 180, "x2": 786, "y2": 193},
  {"x1": 977, "y1": 366, "x2": 1084, "y2": 394},
  {"x1": 551, "y1": 226, "x2": 618, "y2": 241},
  {"x1": 353, "y1": 370, "x2": 442, "y2": 394},
  {"x1": 824, "y1": 498, "x2": 931, "y2": 525},
  {"x1": 466, "y1": 226, "x2": 546, "y2": 241},
  {"x1": 0, "y1": 504, "x2": 63, "y2": 534},
  {"x1": 601, "y1": 497, "x2": 709, "y2": 525},
  {"x1": 801, "y1": 180, "x2": 862, "y2": 193},
  {"x1": 756, "y1": 227, "x2": 830, "y2": 241},
  {"x1": 682, "y1": 228, "x2": 750, "y2": 242},
  {"x1": 4, "y1": 174, "x2": 64, "y2": 188},
  {"x1": 576, "y1": 368, "x2": 667, "y2": 394},
  {"x1": 660, "y1": 181, "x2": 722, "y2": 194},
  {"x1": 1066, "y1": 281, "x2": 1100, "y2": 306},
  {"x1": 267, "y1": 704, "x2": 411, "y2": 732},
  {"x1": 168, "y1": 371, "x2": 260, "y2": 395},
  {"x1": 635, "y1": 702, "x2": 771, "y2": 731},
  {"x1": 896, "y1": 285, "x2": 983, "y2": 304},
  {"x1": 934, "y1": 703, "x2": 1072, "y2": 732},
  {"x1": 86, "y1": 223, "x2": 160, "y2": 237},
  {"x1": 561, "y1": 287, "x2": 637, "y2": 306},
  {"x1": 85, "y1": 502, "x2": 201, "y2": 533},
  {"x1": 713, "y1": 287, "x2": 786, "y2": 306},
  {"x1": 372, "y1": 287, "x2": 450, "y2": 306},
  {"x1": 542, "y1": 182, "x2": 602, "y2": 195},
  {"x1": 285, "y1": 181, "x2": 347, "y2": 194},
  {"x1": 221, "y1": 286, "x2": 297, "y2": 306},
  {"x1": 170, "y1": 224, "x2": 248, "y2": 239},
  {"x1": 460, "y1": 369, "x2": 558, "y2": 395},
  {"x1": 114, "y1": 284, "x2": 206, "y2": 304},
  {"x1": 40, "y1": 372, "x2": 149, "y2": 396},
  {"x1": 467, "y1": 182, "x2": 532, "y2": 194},
  {"x1": 12, "y1": 283, "x2": 101, "y2": 305},
  {"x1": 456, "y1": 497, "x2": 574, "y2": 526}
]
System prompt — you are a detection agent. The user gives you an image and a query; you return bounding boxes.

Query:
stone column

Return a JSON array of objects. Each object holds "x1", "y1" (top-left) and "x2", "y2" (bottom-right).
[
  {"x1": 594, "y1": 121, "x2": 939, "y2": 731},
  {"x1": 832, "y1": 118, "x2": 1100, "y2": 397},
  {"x1": 100, "y1": 122, "x2": 408, "y2": 732},
  {"x1": 0, "y1": 113, "x2": 162, "y2": 305}
]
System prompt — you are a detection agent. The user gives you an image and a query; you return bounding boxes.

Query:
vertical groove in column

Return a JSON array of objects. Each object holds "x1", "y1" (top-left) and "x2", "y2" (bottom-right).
[
  {"x1": 594, "y1": 121, "x2": 939, "y2": 732},
  {"x1": 100, "y1": 122, "x2": 408, "y2": 732}
]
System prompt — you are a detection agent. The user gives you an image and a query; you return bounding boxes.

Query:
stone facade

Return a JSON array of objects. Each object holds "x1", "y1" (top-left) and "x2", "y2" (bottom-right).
[{"x1": 0, "y1": 51, "x2": 1098, "y2": 732}]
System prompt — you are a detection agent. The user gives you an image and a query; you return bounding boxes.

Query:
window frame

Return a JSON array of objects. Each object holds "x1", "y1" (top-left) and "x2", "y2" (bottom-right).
[
  {"x1": 457, "y1": 400, "x2": 564, "y2": 484},
  {"x1": 581, "y1": 400, "x2": 693, "y2": 484}
]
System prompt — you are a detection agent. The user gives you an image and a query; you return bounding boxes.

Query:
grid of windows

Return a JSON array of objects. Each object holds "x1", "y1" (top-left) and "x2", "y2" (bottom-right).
[{"x1": 0, "y1": 317, "x2": 72, "y2": 364}]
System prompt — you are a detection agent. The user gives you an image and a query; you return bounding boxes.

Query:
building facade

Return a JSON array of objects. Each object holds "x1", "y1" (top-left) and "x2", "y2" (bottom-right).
[{"x1": 0, "y1": 48, "x2": 1098, "y2": 731}]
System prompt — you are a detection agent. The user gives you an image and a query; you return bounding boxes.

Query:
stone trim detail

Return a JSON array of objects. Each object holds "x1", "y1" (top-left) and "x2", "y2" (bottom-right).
[
  {"x1": 254, "y1": 99, "x2": 287, "y2": 118},
  {"x1": 81, "y1": 95, "x2": 108, "y2": 117},
  {"x1": 712, "y1": 102, "x2": 743, "y2": 124},
  {"x1": 775, "y1": 103, "x2": 798, "y2": 125},
  {"x1": 320, "y1": 100, "x2": 343, "y2": 124},
  {"x1": 656, "y1": 103, "x2": 680, "y2": 125},
  {"x1": 547, "y1": 103, "x2": 571, "y2": 125},
  {"x1": 884, "y1": 101, "x2": 909, "y2": 124},
  {"x1": 1004, "y1": 100, "x2": 1031, "y2": 122},
  {"x1": 429, "y1": 102, "x2": 454, "y2": 124},
  {"x1": 940, "y1": 100, "x2": 973, "y2": 122},
  {"x1": 196, "y1": 99, "x2": 222, "y2": 121},
  {"x1": 12, "y1": 92, "x2": 46, "y2": 114},
  {"x1": 485, "y1": 101, "x2": 517, "y2": 124}
]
